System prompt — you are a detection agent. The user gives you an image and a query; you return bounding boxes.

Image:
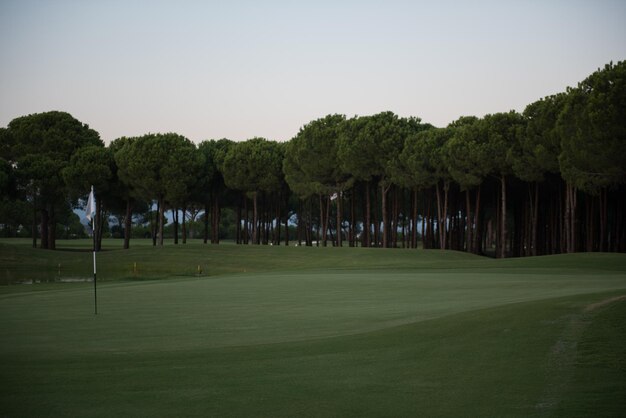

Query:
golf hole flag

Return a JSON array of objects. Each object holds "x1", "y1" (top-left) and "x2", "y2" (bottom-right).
[{"x1": 86, "y1": 186, "x2": 96, "y2": 222}]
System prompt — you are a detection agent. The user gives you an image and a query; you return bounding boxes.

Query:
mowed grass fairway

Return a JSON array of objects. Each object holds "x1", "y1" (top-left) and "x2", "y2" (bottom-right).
[{"x1": 1, "y1": 240, "x2": 625, "y2": 417}]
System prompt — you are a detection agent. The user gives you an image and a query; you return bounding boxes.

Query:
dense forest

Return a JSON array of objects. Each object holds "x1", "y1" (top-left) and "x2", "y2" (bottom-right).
[{"x1": 1, "y1": 61, "x2": 624, "y2": 257}]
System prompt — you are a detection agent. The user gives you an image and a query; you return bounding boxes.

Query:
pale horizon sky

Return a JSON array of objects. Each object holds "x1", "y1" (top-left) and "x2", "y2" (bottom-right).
[{"x1": 1, "y1": 0, "x2": 625, "y2": 144}]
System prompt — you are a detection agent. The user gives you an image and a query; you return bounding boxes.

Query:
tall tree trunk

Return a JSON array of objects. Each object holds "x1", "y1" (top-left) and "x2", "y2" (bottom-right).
[
  {"x1": 473, "y1": 185, "x2": 481, "y2": 254},
  {"x1": 265, "y1": 199, "x2": 271, "y2": 245},
  {"x1": 465, "y1": 189, "x2": 473, "y2": 253},
  {"x1": 278, "y1": 208, "x2": 289, "y2": 247},
  {"x1": 285, "y1": 194, "x2": 290, "y2": 246},
  {"x1": 523, "y1": 200, "x2": 530, "y2": 256},
  {"x1": 422, "y1": 190, "x2": 432, "y2": 250},
  {"x1": 158, "y1": 197, "x2": 165, "y2": 246},
  {"x1": 317, "y1": 194, "x2": 322, "y2": 246},
  {"x1": 316, "y1": 197, "x2": 321, "y2": 246},
  {"x1": 435, "y1": 183, "x2": 443, "y2": 249},
  {"x1": 421, "y1": 195, "x2": 427, "y2": 249},
  {"x1": 559, "y1": 183, "x2": 565, "y2": 253},
  {"x1": 571, "y1": 184, "x2": 577, "y2": 252},
  {"x1": 381, "y1": 183, "x2": 389, "y2": 248},
  {"x1": 531, "y1": 182, "x2": 538, "y2": 256},
  {"x1": 393, "y1": 186, "x2": 400, "y2": 248},
  {"x1": 443, "y1": 183, "x2": 449, "y2": 250},
  {"x1": 212, "y1": 196, "x2": 216, "y2": 244},
  {"x1": 599, "y1": 188, "x2": 607, "y2": 252},
  {"x1": 402, "y1": 203, "x2": 407, "y2": 249},
  {"x1": 350, "y1": 190, "x2": 355, "y2": 247},
  {"x1": 212, "y1": 194, "x2": 220, "y2": 244},
  {"x1": 617, "y1": 190, "x2": 625, "y2": 252},
  {"x1": 203, "y1": 203, "x2": 209, "y2": 244},
  {"x1": 336, "y1": 192, "x2": 342, "y2": 247},
  {"x1": 412, "y1": 188, "x2": 418, "y2": 249},
  {"x1": 306, "y1": 200, "x2": 311, "y2": 245},
  {"x1": 500, "y1": 175, "x2": 507, "y2": 258},
  {"x1": 564, "y1": 183, "x2": 570, "y2": 253},
  {"x1": 151, "y1": 202, "x2": 157, "y2": 246},
  {"x1": 252, "y1": 192, "x2": 258, "y2": 245},
  {"x1": 364, "y1": 182, "x2": 371, "y2": 247},
  {"x1": 276, "y1": 199, "x2": 282, "y2": 245},
  {"x1": 182, "y1": 205, "x2": 187, "y2": 244},
  {"x1": 124, "y1": 199, "x2": 132, "y2": 249},
  {"x1": 319, "y1": 194, "x2": 326, "y2": 247},
  {"x1": 373, "y1": 186, "x2": 380, "y2": 247},
  {"x1": 428, "y1": 208, "x2": 434, "y2": 248},
  {"x1": 236, "y1": 197, "x2": 242, "y2": 244},
  {"x1": 243, "y1": 195, "x2": 249, "y2": 244},
  {"x1": 586, "y1": 197, "x2": 593, "y2": 252},
  {"x1": 297, "y1": 201, "x2": 303, "y2": 246},
  {"x1": 325, "y1": 196, "x2": 331, "y2": 246},
  {"x1": 564, "y1": 182, "x2": 577, "y2": 253},
  {"x1": 32, "y1": 195, "x2": 38, "y2": 248},
  {"x1": 327, "y1": 217, "x2": 336, "y2": 246},
  {"x1": 435, "y1": 181, "x2": 449, "y2": 250},
  {"x1": 48, "y1": 205, "x2": 56, "y2": 250},
  {"x1": 447, "y1": 195, "x2": 453, "y2": 250},
  {"x1": 260, "y1": 199, "x2": 264, "y2": 245},
  {"x1": 173, "y1": 209, "x2": 179, "y2": 244},
  {"x1": 41, "y1": 207, "x2": 48, "y2": 249},
  {"x1": 554, "y1": 194, "x2": 559, "y2": 254},
  {"x1": 262, "y1": 197, "x2": 267, "y2": 244}
]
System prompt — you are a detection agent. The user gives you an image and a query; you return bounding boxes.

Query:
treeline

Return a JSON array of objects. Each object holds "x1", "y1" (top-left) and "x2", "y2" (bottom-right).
[{"x1": 1, "y1": 61, "x2": 624, "y2": 256}]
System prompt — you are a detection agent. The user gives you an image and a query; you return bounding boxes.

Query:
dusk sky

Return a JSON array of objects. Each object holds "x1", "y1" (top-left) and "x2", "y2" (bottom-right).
[{"x1": 1, "y1": 0, "x2": 625, "y2": 144}]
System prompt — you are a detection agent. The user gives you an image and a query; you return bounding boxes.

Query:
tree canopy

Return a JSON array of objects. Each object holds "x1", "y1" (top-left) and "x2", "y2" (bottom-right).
[{"x1": 1, "y1": 61, "x2": 624, "y2": 255}]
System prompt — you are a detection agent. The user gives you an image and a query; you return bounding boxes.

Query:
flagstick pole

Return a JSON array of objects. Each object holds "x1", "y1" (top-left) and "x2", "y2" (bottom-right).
[
  {"x1": 93, "y1": 217, "x2": 97, "y2": 315},
  {"x1": 93, "y1": 261, "x2": 98, "y2": 315}
]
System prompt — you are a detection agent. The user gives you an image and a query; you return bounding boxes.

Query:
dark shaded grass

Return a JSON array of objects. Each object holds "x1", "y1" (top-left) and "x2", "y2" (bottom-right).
[
  {"x1": 1, "y1": 239, "x2": 625, "y2": 417},
  {"x1": 2, "y1": 291, "x2": 625, "y2": 417},
  {"x1": 2, "y1": 239, "x2": 625, "y2": 286},
  {"x1": 552, "y1": 299, "x2": 626, "y2": 417}
]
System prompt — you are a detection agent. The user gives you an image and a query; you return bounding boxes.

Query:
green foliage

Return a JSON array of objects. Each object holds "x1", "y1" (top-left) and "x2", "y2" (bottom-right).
[
  {"x1": 4, "y1": 111, "x2": 102, "y2": 202},
  {"x1": 445, "y1": 118, "x2": 491, "y2": 189},
  {"x1": 62, "y1": 145, "x2": 113, "y2": 199},
  {"x1": 557, "y1": 61, "x2": 626, "y2": 193},
  {"x1": 1, "y1": 62, "x2": 625, "y2": 254},
  {"x1": 109, "y1": 137, "x2": 137, "y2": 200},
  {"x1": 400, "y1": 127, "x2": 453, "y2": 189},
  {"x1": 222, "y1": 137, "x2": 283, "y2": 195},
  {"x1": 56, "y1": 213, "x2": 88, "y2": 239},
  {"x1": 6, "y1": 111, "x2": 102, "y2": 161},
  {"x1": 0, "y1": 199, "x2": 31, "y2": 237},
  {"x1": 480, "y1": 111, "x2": 525, "y2": 177},
  {"x1": 0, "y1": 157, "x2": 13, "y2": 197},
  {"x1": 337, "y1": 115, "x2": 374, "y2": 182},
  {"x1": 195, "y1": 140, "x2": 220, "y2": 201},
  {"x1": 200, "y1": 138, "x2": 235, "y2": 200},
  {"x1": 284, "y1": 114, "x2": 349, "y2": 197},
  {"x1": 514, "y1": 94, "x2": 566, "y2": 182},
  {"x1": 339, "y1": 112, "x2": 430, "y2": 191},
  {"x1": 161, "y1": 139, "x2": 204, "y2": 207},
  {"x1": 115, "y1": 133, "x2": 201, "y2": 205},
  {"x1": 0, "y1": 111, "x2": 104, "y2": 247}
]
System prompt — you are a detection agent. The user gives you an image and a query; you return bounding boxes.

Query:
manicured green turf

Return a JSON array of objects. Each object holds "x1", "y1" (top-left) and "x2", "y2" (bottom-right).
[{"x1": 1, "y1": 239, "x2": 625, "y2": 417}]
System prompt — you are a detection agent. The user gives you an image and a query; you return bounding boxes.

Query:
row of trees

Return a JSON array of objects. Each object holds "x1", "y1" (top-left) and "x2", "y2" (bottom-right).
[{"x1": 1, "y1": 61, "x2": 624, "y2": 256}]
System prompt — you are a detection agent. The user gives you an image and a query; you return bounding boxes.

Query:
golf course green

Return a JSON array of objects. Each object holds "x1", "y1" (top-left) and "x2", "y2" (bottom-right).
[{"x1": 1, "y1": 239, "x2": 625, "y2": 417}]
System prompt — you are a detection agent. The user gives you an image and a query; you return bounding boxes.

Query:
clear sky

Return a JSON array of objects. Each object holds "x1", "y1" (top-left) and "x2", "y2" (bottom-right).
[{"x1": 1, "y1": 0, "x2": 625, "y2": 143}]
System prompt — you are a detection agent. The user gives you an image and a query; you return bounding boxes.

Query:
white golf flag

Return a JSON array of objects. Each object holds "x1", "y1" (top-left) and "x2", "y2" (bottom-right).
[
  {"x1": 86, "y1": 186, "x2": 96, "y2": 222},
  {"x1": 330, "y1": 192, "x2": 338, "y2": 201}
]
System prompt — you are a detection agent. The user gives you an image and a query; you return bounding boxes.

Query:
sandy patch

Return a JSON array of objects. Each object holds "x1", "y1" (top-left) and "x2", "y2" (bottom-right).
[{"x1": 584, "y1": 295, "x2": 626, "y2": 312}]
